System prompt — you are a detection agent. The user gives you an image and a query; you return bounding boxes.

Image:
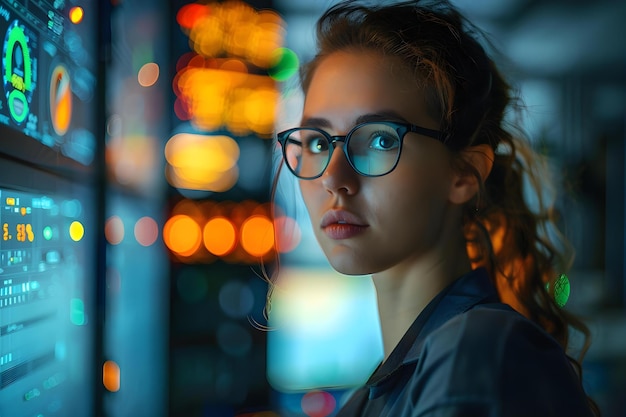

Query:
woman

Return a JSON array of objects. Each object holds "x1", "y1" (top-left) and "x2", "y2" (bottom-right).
[{"x1": 274, "y1": 1, "x2": 598, "y2": 415}]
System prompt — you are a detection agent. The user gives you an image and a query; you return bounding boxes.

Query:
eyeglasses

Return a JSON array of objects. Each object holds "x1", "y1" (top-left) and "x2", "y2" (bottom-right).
[{"x1": 277, "y1": 121, "x2": 444, "y2": 179}]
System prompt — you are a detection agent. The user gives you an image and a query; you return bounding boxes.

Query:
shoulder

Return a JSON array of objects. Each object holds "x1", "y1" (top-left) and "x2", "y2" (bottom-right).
[
  {"x1": 427, "y1": 302, "x2": 560, "y2": 357},
  {"x1": 420, "y1": 303, "x2": 572, "y2": 382},
  {"x1": 417, "y1": 303, "x2": 560, "y2": 383},
  {"x1": 409, "y1": 304, "x2": 592, "y2": 416}
]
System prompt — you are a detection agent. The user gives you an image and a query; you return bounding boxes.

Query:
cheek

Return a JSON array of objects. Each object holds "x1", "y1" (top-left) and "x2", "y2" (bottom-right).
[
  {"x1": 298, "y1": 181, "x2": 321, "y2": 215},
  {"x1": 372, "y1": 162, "x2": 451, "y2": 221}
]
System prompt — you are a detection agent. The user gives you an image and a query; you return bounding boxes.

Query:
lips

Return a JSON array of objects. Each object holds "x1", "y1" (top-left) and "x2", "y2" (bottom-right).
[
  {"x1": 320, "y1": 209, "x2": 368, "y2": 239},
  {"x1": 321, "y1": 209, "x2": 368, "y2": 228}
]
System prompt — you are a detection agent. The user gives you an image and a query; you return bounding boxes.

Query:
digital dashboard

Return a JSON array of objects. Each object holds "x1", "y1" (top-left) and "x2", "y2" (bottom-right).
[{"x1": 0, "y1": 0, "x2": 99, "y2": 416}]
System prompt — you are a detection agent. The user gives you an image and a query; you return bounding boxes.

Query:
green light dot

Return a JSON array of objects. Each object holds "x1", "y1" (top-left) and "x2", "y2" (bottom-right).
[
  {"x1": 268, "y1": 47, "x2": 299, "y2": 81},
  {"x1": 547, "y1": 274, "x2": 570, "y2": 308},
  {"x1": 43, "y1": 226, "x2": 53, "y2": 240}
]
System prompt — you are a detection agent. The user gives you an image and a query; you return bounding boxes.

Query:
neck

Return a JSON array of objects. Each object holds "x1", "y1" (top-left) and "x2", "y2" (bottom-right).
[{"x1": 372, "y1": 231, "x2": 471, "y2": 362}]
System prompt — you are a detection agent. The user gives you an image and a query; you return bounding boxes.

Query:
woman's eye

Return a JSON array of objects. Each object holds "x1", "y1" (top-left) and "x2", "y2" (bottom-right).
[
  {"x1": 306, "y1": 137, "x2": 329, "y2": 154},
  {"x1": 369, "y1": 133, "x2": 399, "y2": 151}
]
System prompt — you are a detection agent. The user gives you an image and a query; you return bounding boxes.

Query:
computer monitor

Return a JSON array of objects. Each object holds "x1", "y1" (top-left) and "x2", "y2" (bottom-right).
[{"x1": 0, "y1": 0, "x2": 100, "y2": 416}]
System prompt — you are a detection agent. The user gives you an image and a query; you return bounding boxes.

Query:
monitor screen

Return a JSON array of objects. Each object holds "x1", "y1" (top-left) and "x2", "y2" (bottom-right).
[
  {"x1": 0, "y1": 160, "x2": 97, "y2": 416},
  {"x1": 0, "y1": 0, "x2": 99, "y2": 415},
  {"x1": 0, "y1": 0, "x2": 97, "y2": 166}
]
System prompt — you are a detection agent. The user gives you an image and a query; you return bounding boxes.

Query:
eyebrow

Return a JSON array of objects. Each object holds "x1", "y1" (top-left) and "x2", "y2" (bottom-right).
[{"x1": 300, "y1": 110, "x2": 410, "y2": 129}]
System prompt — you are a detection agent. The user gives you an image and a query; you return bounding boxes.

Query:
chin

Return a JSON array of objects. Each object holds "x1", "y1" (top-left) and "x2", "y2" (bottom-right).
[
  {"x1": 326, "y1": 255, "x2": 373, "y2": 276},
  {"x1": 317, "y1": 239, "x2": 376, "y2": 276}
]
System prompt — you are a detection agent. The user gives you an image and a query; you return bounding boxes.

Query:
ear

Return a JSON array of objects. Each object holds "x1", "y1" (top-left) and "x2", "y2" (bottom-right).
[{"x1": 448, "y1": 144, "x2": 495, "y2": 205}]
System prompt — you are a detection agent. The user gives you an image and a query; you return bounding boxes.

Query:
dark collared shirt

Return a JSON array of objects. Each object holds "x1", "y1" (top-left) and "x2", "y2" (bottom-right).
[{"x1": 336, "y1": 268, "x2": 593, "y2": 417}]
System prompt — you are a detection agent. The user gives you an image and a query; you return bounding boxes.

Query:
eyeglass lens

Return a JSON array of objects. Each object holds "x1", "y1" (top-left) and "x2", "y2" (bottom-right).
[{"x1": 283, "y1": 123, "x2": 402, "y2": 178}]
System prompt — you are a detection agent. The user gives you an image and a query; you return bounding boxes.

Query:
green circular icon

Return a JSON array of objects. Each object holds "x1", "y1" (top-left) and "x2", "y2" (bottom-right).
[{"x1": 43, "y1": 226, "x2": 53, "y2": 240}]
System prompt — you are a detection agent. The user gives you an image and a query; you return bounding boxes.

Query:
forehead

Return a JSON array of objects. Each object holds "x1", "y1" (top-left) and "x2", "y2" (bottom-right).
[{"x1": 302, "y1": 51, "x2": 434, "y2": 128}]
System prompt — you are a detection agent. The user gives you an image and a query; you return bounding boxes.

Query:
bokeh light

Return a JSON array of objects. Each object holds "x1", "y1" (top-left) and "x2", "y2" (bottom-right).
[
  {"x1": 268, "y1": 47, "x2": 299, "y2": 81},
  {"x1": 103, "y1": 361, "x2": 121, "y2": 392},
  {"x1": 240, "y1": 215, "x2": 274, "y2": 257},
  {"x1": 267, "y1": 268, "x2": 383, "y2": 391},
  {"x1": 105, "y1": 215, "x2": 125, "y2": 245},
  {"x1": 173, "y1": 1, "x2": 286, "y2": 135},
  {"x1": 70, "y1": 298, "x2": 86, "y2": 326},
  {"x1": 203, "y1": 217, "x2": 237, "y2": 256},
  {"x1": 69, "y1": 221, "x2": 85, "y2": 242},
  {"x1": 243, "y1": 88, "x2": 279, "y2": 135},
  {"x1": 218, "y1": 281, "x2": 254, "y2": 319},
  {"x1": 165, "y1": 133, "x2": 240, "y2": 192},
  {"x1": 106, "y1": 134, "x2": 159, "y2": 190},
  {"x1": 138, "y1": 62, "x2": 160, "y2": 87},
  {"x1": 134, "y1": 216, "x2": 159, "y2": 247},
  {"x1": 176, "y1": 3, "x2": 209, "y2": 31},
  {"x1": 61, "y1": 199, "x2": 82, "y2": 218},
  {"x1": 301, "y1": 391, "x2": 337, "y2": 417},
  {"x1": 69, "y1": 6, "x2": 84, "y2": 24},
  {"x1": 164, "y1": 199, "x2": 281, "y2": 263},
  {"x1": 163, "y1": 214, "x2": 202, "y2": 257}
]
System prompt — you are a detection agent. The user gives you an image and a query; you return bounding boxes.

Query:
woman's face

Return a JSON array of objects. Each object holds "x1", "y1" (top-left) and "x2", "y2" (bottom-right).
[{"x1": 298, "y1": 50, "x2": 458, "y2": 276}]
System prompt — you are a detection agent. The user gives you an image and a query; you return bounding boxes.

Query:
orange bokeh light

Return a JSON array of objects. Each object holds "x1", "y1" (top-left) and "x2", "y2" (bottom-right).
[
  {"x1": 103, "y1": 361, "x2": 120, "y2": 392},
  {"x1": 203, "y1": 217, "x2": 237, "y2": 256},
  {"x1": 240, "y1": 215, "x2": 274, "y2": 257},
  {"x1": 69, "y1": 6, "x2": 84, "y2": 24},
  {"x1": 164, "y1": 199, "x2": 288, "y2": 263},
  {"x1": 163, "y1": 214, "x2": 202, "y2": 257},
  {"x1": 173, "y1": 1, "x2": 286, "y2": 136},
  {"x1": 176, "y1": 3, "x2": 210, "y2": 30}
]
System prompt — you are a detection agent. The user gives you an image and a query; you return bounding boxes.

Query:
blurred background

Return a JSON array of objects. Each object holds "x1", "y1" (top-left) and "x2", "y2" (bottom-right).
[{"x1": 0, "y1": 0, "x2": 623, "y2": 416}]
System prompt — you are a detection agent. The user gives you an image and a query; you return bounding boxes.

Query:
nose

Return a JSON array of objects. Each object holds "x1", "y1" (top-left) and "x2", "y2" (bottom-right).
[{"x1": 320, "y1": 143, "x2": 360, "y2": 195}]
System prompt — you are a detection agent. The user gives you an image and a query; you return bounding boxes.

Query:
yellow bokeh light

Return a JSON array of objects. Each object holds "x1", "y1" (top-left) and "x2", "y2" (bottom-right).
[
  {"x1": 138, "y1": 62, "x2": 160, "y2": 87},
  {"x1": 69, "y1": 6, "x2": 84, "y2": 24},
  {"x1": 103, "y1": 361, "x2": 120, "y2": 392},
  {"x1": 244, "y1": 88, "x2": 279, "y2": 135},
  {"x1": 240, "y1": 215, "x2": 274, "y2": 257},
  {"x1": 169, "y1": 164, "x2": 239, "y2": 192},
  {"x1": 165, "y1": 133, "x2": 239, "y2": 171},
  {"x1": 189, "y1": 15, "x2": 224, "y2": 57},
  {"x1": 69, "y1": 221, "x2": 85, "y2": 242},
  {"x1": 246, "y1": 19, "x2": 285, "y2": 68},
  {"x1": 105, "y1": 216, "x2": 124, "y2": 245},
  {"x1": 172, "y1": 0, "x2": 286, "y2": 135},
  {"x1": 164, "y1": 133, "x2": 240, "y2": 192},
  {"x1": 203, "y1": 217, "x2": 237, "y2": 256},
  {"x1": 163, "y1": 215, "x2": 202, "y2": 256}
]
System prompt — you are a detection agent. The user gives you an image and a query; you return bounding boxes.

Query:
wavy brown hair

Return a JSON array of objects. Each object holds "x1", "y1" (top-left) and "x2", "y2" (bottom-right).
[{"x1": 291, "y1": 0, "x2": 597, "y2": 412}]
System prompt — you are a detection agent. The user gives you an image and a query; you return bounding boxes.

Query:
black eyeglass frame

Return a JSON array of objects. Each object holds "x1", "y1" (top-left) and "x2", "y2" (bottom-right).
[{"x1": 277, "y1": 120, "x2": 444, "y2": 179}]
